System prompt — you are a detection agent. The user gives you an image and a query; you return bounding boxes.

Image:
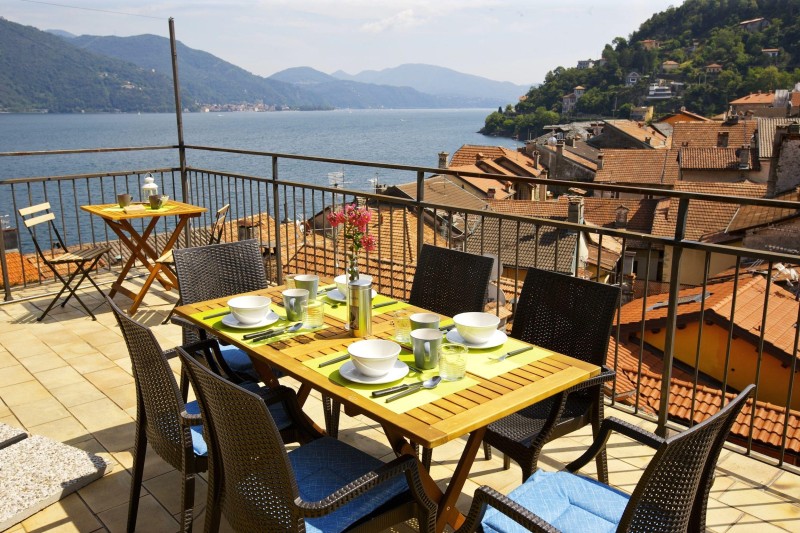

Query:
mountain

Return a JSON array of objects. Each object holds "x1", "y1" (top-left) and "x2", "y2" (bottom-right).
[
  {"x1": 484, "y1": 0, "x2": 800, "y2": 139},
  {"x1": 268, "y1": 67, "x2": 450, "y2": 108},
  {"x1": 68, "y1": 34, "x2": 314, "y2": 108},
  {"x1": 0, "y1": 18, "x2": 176, "y2": 113},
  {"x1": 332, "y1": 64, "x2": 530, "y2": 106}
]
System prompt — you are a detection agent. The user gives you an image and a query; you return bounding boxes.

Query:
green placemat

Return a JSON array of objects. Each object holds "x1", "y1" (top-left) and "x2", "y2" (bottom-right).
[
  {"x1": 463, "y1": 338, "x2": 555, "y2": 379},
  {"x1": 189, "y1": 309, "x2": 327, "y2": 345},
  {"x1": 321, "y1": 293, "x2": 409, "y2": 322},
  {"x1": 307, "y1": 350, "x2": 477, "y2": 414},
  {"x1": 102, "y1": 203, "x2": 178, "y2": 214}
]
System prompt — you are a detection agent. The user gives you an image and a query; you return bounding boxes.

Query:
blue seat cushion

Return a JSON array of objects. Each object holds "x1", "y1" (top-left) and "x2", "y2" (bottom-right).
[
  {"x1": 184, "y1": 401, "x2": 208, "y2": 457},
  {"x1": 481, "y1": 470, "x2": 629, "y2": 533},
  {"x1": 219, "y1": 345, "x2": 260, "y2": 382},
  {"x1": 238, "y1": 382, "x2": 292, "y2": 431},
  {"x1": 289, "y1": 437, "x2": 409, "y2": 533}
]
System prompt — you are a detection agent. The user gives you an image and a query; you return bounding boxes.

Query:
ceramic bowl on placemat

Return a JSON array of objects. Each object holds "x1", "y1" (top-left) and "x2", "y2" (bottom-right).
[
  {"x1": 348, "y1": 339, "x2": 401, "y2": 377},
  {"x1": 453, "y1": 312, "x2": 500, "y2": 344},
  {"x1": 228, "y1": 295, "x2": 272, "y2": 325}
]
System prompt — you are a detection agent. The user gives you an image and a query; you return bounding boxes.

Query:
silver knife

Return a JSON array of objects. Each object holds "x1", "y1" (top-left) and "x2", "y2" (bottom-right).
[
  {"x1": 494, "y1": 346, "x2": 533, "y2": 362},
  {"x1": 373, "y1": 300, "x2": 398, "y2": 309}
]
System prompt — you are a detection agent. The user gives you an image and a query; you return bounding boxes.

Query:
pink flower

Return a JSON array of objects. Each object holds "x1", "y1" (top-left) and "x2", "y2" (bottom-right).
[{"x1": 360, "y1": 234, "x2": 377, "y2": 253}]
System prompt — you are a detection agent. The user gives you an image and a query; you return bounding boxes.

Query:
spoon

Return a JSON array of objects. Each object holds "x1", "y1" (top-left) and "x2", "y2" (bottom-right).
[
  {"x1": 385, "y1": 376, "x2": 442, "y2": 403},
  {"x1": 248, "y1": 322, "x2": 302, "y2": 342}
]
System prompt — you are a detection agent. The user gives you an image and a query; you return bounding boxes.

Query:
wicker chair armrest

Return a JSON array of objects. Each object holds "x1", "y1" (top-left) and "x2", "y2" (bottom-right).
[
  {"x1": 296, "y1": 454, "x2": 436, "y2": 519},
  {"x1": 454, "y1": 486, "x2": 559, "y2": 533},
  {"x1": 179, "y1": 409, "x2": 202, "y2": 426},
  {"x1": 566, "y1": 416, "x2": 664, "y2": 473},
  {"x1": 563, "y1": 366, "x2": 615, "y2": 395},
  {"x1": 261, "y1": 385, "x2": 324, "y2": 442},
  {"x1": 170, "y1": 315, "x2": 195, "y2": 330}
]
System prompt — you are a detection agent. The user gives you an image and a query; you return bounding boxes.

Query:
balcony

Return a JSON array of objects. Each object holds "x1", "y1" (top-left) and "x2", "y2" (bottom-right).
[{"x1": 1, "y1": 145, "x2": 799, "y2": 531}]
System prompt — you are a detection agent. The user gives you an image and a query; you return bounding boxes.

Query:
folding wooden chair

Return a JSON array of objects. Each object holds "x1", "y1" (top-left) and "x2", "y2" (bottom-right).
[{"x1": 18, "y1": 202, "x2": 111, "y2": 321}]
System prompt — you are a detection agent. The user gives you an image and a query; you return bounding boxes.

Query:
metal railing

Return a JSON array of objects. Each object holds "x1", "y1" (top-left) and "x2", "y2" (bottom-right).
[{"x1": 1, "y1": 144, "x2": 799, "y2": 471}]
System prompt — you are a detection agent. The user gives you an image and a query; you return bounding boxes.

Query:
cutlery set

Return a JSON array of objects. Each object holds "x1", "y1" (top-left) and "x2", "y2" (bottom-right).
[{"x1": 242, "y1": 322, "x2": 302, "y2": 342}]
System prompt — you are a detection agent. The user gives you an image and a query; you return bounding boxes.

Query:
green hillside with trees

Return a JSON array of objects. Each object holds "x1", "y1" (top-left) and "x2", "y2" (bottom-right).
[{"x1": 483, "y1": 0, "x2": 800, "y2": 139}]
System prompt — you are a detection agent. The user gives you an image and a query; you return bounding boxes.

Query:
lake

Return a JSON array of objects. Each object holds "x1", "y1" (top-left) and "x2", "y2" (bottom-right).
[{"x1": 0, "y1": 109, "x2": 522, "y2": 188}]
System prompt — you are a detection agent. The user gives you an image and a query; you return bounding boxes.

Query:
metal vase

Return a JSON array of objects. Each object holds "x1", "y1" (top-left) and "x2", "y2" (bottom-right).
[{"x1": 348, "y1": 279, "x2": 372, "y2": 337}]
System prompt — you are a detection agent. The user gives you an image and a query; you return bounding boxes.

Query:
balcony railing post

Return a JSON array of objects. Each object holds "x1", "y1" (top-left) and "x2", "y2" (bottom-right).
[
  {"x1": 415, "y1": 170, "x2": 425, "y2": 257},
  {"x1": 271, "y1": 156, "x2": 283, "y2": 284},
  {"x1": 0, "y1": 218, "x2": 11, "y2": 301},
  {"x1": 657, "y1": 196, "x2": 690, "y2": 437},
  {"x1": 168, "y1": 18, "x2": 190, "y2": 247}
]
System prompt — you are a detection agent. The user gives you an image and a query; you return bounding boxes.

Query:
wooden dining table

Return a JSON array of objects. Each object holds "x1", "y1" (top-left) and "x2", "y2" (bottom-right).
[
  {"x1": 174, "y1": 284, "x2": 600, "y2": 532},
  {"x1": 82, "y1": 200, "x2": 206, "y2": 314}
]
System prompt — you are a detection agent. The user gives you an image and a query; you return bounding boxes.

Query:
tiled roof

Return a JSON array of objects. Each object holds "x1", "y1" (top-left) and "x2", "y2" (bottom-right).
[
  {"x1": 536, "y1": 143, "x2": 598, "y2": 170},
  {"x1": 756, "y1": 118, "x2": 798, "y2": 158},
  {"x1": 791, "y1": 92, "x2": 800, "y2": 107},
  {"x1": 447, "y1": 165, "x2": 515, "y2": 200},
  {"x1": 487, "y1": 197, "x2": 658, "y2": 234},
  {"x1": 465, "y1": 215, "x2": 578, "y2": 273},
  {"x1": 603, "y1": 120, "x2": 669, "y2": 148},
  {"x1": 387, "y1": 175, "x2": 489, "y2": 212},
  {"x1": 449, "y1": 145, "x2": 507, "y2": 167},
  {"x1": 726, "y1": 188, "x2": 800, "y2": 233},
  {"x1": 671, "y1": 119, "x2": 758, "y2": 147},
  {"x1": 678, "y1": 147, "x2": 748, "y2": 169},
  {"x1": 448, "y1": 145, "x2": 541, "y2": 174},
  {"x1": 617, "y1": 275, "x2": 800, "y2": 362},
  {"x1": 730, "y1": 93, "x2": 775, "y2": 105},
  {"x1": 0, "y1": 251, "x2": 46, "y2": 288},
  {"x1": 594, "y1": 148, "x2": 680, "y2": 186},
  {"x1": 658, "y1": 109, "x2": 711, "y2": 123},
  {"x1": 609, "y1": 337, "x2": 800, "y2": 455},
  {"x1": 651, "y1": 181, "x2": 767, "y2": 240}
]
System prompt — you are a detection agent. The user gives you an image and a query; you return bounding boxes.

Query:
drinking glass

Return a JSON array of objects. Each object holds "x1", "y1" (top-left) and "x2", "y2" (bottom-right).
[
  {"x1": 391, "y1": 310, "x2": 411, "y2": 343},
  {"x1": 285, "y1": 273, "x2": 298, "y2": 289},
  {"x1": 303, "y1": 300, "x2": 324, "y2": 328},
  {"x1": 439, "y1": 343, "x2": 468, "y2": 381}
]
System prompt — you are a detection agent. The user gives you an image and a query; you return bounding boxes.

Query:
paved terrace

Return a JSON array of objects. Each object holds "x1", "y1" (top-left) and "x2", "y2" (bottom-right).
[{"x1": 0, "y1": 272, "x2": 798, "y2": 532}]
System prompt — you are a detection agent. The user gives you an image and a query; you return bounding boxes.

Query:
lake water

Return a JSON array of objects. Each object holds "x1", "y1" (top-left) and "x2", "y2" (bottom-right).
[{"x1": 0, "y1": 109, "x2": 521, "y2": 187}]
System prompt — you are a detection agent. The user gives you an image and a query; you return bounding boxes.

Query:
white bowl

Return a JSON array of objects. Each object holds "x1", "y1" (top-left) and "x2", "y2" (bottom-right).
[
  {"x1": 334, "y1": 273, "x2": 373, "y2": 295},
  {"x1": 453, "y1": 312, "x2": 500, "y2": 344},
  {"x1": 227, "y1": 295, "x2": 271, "y2": 325},
  {"x1": 348, "y1": 339, "x2": 401, "y2": 377}
]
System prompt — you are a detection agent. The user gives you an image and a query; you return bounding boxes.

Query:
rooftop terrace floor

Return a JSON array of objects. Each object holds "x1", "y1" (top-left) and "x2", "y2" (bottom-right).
[{"x1": 1, "y1": 272, "x2": 798, "y2": 532}]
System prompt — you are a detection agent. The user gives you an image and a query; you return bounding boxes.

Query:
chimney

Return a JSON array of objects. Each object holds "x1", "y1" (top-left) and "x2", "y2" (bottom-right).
[
  {"x1": 556, "y1": 139, "x2": 564, "y2": 155},
  {"x1": 644, "y1": 136, "x2": 651, "y2": 145},
  {"x1": 597, "y1": 153, "x2": 604, "y2": 170},
  {"x1": 566, "y1": 137, "x2": 576, "y2": 147},
  {"x1": 438, "y1": 151, "x2": 449, "y2": 169},
  {"x1": 568, "y1": 196, "x2": 585, "y2": 224},
  {"x1": 533, "y1": 151, "x2": 541, "y2": 169},
  {"x1": 487, "y1": 187, "x2": 496, "y2": 199},
  {"x1": 738, "y1": 145, "x2": 750, "y2": 170},
  {"x1": 615, "y1": 205, "x2": 630, "y2": 228}
]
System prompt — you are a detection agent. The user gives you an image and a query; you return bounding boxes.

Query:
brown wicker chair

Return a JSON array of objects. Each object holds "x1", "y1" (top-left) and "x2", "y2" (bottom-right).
[
  {"x1": 482, "y1": 268, "x2": 621, "y2": 483},
  {"x1": 107, "y1": 295, "x2": 207, "y2": 533},
  {"x1": 160, "y1": 204, "x2": 230, "y2": 324},
  {"x1": 18, "y1": 202, "x2": 111, "y2": 321},
  {"x1": 172, "y1": 240, "x2": 270, "y2": 385},
  {"x1": 176, "y1": 345, "x2": 438, "y2": 533},
  {"x1": 455, "y1": 384, "x2": 755, "y2": 533}
]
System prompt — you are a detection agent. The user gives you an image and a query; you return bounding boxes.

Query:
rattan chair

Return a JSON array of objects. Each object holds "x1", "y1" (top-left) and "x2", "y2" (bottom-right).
[
  {"x1": 176, "y1": 345, "x2": 438, "y2": 533},
  {"x1": 172, "y1": 240, "x2": 269, "y2": 384},
  {"x1": 160, "y1": 204, "x2": 230, "y2": 324},
  {"x1": 408, "y1": 244, "x2": 495, "y2": 318},
  {"x1": 107, "y1": 295, "x2": 208, "y2": 533},
  {"x1": 19, "y1": 202, "x2": 111, "y2": 321},
  {"x1": 482, "y1": 268, "x2": 621, "y2": 483},
  {"x1": 456, "y1": 384, "x2": 755, "y2": 533}
]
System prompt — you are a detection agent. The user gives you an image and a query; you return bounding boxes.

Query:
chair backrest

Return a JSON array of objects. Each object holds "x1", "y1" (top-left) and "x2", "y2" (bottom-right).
[
  {"x1": 107, "y1": 296, "x2": 191, "y2": 469},
  {"x1": 207, "y1": 204, "x2": 230, "y2": 245},
  {"x1": 619, "y1": 384, "x2": 755, "y2": 532},
  {"x1": 511, "y1": 268, "x2": 620, "y2": 366},
  {"x1": 173, "y1": 240, "x2": 269, "y2": 345},
  {"x1": 409, "y1": 244, "x2": 494, "y2": 317},
  {"x1": 18, "y1": 202, "x2": 68, "y2": 259},
  {"x1": 176, "y1": 345, "x2": 304, "y2": 531}
]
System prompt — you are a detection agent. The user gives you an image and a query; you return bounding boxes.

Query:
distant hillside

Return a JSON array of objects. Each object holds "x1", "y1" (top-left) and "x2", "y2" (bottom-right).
[
  {"x1": 268, "y1": 67, "x2": 451, "y2": 108},
  {"x1": 69, "y1": 34, "x2": 315, "y2": 108},
  {"x1": 0, "y1": 18, "x2": 176, "y2": 113},
  {"x1": 484, "y1": 0, "x2": 800, "y2": 138},
  {"x1": 332, "y1": 64, "x2": 529, "y2": 106}
]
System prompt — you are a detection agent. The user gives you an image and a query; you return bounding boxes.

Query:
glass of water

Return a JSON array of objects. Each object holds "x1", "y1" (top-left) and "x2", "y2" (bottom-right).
[
  {"x1": 285, "y1": 273, "x2": 298, "y2": 289},
  {"x1": 303, "y1": 300, "x2": 324, "y2": 328},
  {"x1": 439, "y1": 343, "x2": 468, "y2": 381},
  {"x1": 392, "y1": 310, "x2": 412, "y2": 343}
]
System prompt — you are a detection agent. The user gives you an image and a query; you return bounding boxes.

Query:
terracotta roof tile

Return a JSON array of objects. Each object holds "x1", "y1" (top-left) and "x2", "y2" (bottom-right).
[
  {"x1": 730, "y1": 93, "x2": 775, "y2": 105},
  {"x1": 617, "y1": 275, "x2": 799, "y2": 362},
  {"x1": 0, "y1": 251, "x2": 46, "y2": 288},
  {"x1": 603, "y1": 120, "x2": 669, "y2": 148},
  {"x1": 386, "y1": 175, "x2": 489, "y2": 212},
  {"x1": 679, "y1": 147, "x2": 749, "y2": 169},
  {"x1": 671, "y1": 120, "x2": 758, "y2": 148},
  {"x1": 651, "y1": 181, "x2": 767, "y2": 240},
  {"x1": 726, "y1": 188, "x2": 800, "y2": 233},
  {"x1": 594, "y1": 148, "x2": 680, "y2": 185}
]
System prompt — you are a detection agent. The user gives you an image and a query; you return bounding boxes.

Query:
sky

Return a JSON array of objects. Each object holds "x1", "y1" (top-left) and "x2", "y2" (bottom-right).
[{"x1": 6, "y1": 0, "x2": 683, "y2": 86}]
